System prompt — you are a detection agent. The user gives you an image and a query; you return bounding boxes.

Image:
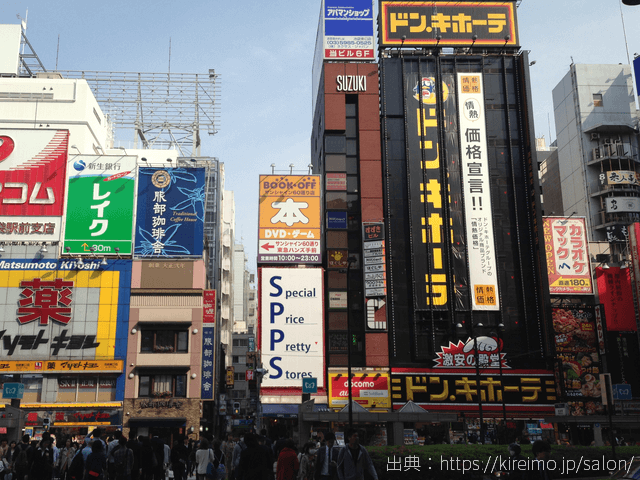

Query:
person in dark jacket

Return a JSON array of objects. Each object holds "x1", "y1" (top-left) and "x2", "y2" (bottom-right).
[
  {"x1": 29, "y1": 436, "x2": 55, "y2": 480},
  {"x1": 314, "y1": 433, "x2": 338, "y2": 480},
  {"x1": 170, "y1": 438, "x2": 188, "y2": 480},
  {"x1": 139, "y1": 437, "x2": 156, "y2": 480},
  {"x1": 236, "y1": 433, "x2": 271, "y2": 480},
  {"x1": 336, "y1": 429, "x2": 377, "y2": 480},
  {"x1": 127, "y1": 438, "x2": 141, "y2": 480},
  {"x1": 84, "y1": 441, "x2": 108, "y2": 480}
]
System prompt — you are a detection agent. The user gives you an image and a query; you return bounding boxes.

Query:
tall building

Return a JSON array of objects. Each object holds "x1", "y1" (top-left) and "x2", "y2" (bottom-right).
[
  {"x1": 233, "y1": 244, "x2": 247, "y2": 332},
  {"x1": 220, "y1": 191, "x2": 235, "y2": 370},
  {"x1": 551, "y1": 63, "x2": 638, "y2": 247}
]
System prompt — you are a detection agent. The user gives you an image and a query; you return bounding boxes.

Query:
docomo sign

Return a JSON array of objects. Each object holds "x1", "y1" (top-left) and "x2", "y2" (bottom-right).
[
  {"x1": 260, "y1": 267, "x2": 324, "y2": 388},
  {"x1": 328, "y1": 373, "x2": 390, "y2": 408}
]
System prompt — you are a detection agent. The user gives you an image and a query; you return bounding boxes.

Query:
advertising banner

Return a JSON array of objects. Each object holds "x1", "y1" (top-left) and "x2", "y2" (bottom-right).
[
  {"x1": 543, "y1": 217, "x2": 593, "y2": 294},
  {"x1": 260, "y1": 268, "x2": 324, "y2": 388},
  {"x1": 599, "y1": 170, "x2": 638, "y2": 186},
  {"x1": 328, "y1": 373, "x2": 391, "y2": 408},
  {"x1": 606, "y1": 197, "x2": 640, "y2": 213},
  {"x1": 596, "y1": 267, "x2": 636, "y2": 331},
  {"x1": 629, "y1": 223, "x2": 640, "y2": 333},
  {"x1": 391, "y1": 368, "x2": 556, "y2": 413},
  {"x1": 258, "y1": 175, "x2": 322, "y2": 264},
  {"x1": 433, "y1": 336, "x2": 508, "y2": 369},
  {"x1": 201, "y1": 326, "x2": 214, "y2": 399},
  {"x1": 203, "y1": 290, "x2": 216, "y2": 324},
  {"x1": 552, "y1": 306, "x2": 605, "y2": 416},
  {"x1": 322, "y1": 0, "x2": 374, "y2": 60},
  {"x1": 0, "y1": 130, "x2": 69, "y2": 242},
  {"x1": 0, "y1": 259, "x2": 131, "y2": 362},
  {"x1": 458, "y1": 73, "x2": 499, "y2": 310},
  {"x1": 605, "y1": 224, "x2": 629, "y2": 243},
  {"x1": 326, "y1": 173, "x2": 347, "y2": 191},
  {"x1": 404, "y1": 65, "x2": 448, "y2": 310},
  {"x1": 379, "y1": 1, "x2": 518, "y2": 48},
  {"x1": 134, "y1": 168, "x2": 205, "y2": 257},
  {"x1": 63, "y1": 155, "x2": 136, "y2": 255},
  {"x1": 0, "y1": 360, "x2": 123, "y2": 374}
]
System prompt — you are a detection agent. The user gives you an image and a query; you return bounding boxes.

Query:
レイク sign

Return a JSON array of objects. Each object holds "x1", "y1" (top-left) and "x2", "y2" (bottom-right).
[{"x1": 260, "y1": 268, "x2": 324, "y2": 388}]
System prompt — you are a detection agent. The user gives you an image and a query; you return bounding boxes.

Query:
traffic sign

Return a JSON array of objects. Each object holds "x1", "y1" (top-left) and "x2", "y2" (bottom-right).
[
  {"x1": 302, "y1": 377, "x2": 318, "y2": 394},
  {"x1": 2, "y1": 383, "x2": 24, "y2": 399},
  {"x1": 613, "y1": 384, "x2": 632, "y2": 400}
]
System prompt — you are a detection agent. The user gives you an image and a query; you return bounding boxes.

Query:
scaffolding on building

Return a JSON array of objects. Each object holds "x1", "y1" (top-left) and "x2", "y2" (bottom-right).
[{"x1": 59, "y1": 70, "x2": 221, "y2": 156}]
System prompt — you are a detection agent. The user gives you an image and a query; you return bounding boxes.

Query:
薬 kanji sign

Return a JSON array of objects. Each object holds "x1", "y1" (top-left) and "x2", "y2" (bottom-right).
[
  {"x1": 63, "y1": 155, "x2": 137, "y2": 255},
  {"x1": 258, "y1": 175, "x2": 322, "y2": 264},
  {"x1": 18, "y1": 278, "x2": 73, "y2": 325}
]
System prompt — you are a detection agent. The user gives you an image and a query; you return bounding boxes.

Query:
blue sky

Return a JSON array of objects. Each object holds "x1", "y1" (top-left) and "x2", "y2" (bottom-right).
[{"x1": 3, "y1": 1, "x2": 640, "y2": 274}]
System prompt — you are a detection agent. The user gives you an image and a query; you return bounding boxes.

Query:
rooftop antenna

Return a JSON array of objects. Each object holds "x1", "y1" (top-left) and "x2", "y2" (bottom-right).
[
  {"x1": 168, "y1": 37, "x2": 172, "y2": 75},
  {"x1": 55, "y1": 34, "x2": 60, "y2": 71}
]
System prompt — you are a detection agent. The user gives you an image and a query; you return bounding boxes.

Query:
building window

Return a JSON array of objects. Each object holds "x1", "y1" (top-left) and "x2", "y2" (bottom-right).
[
  {"x1": 593, "y1": 94, "x2": 603, "y2": 107},
  {"x1": 232, "y1": 389, "x2": 246, "y2": 399},
  {"x1": 141, "y1": 330, "x2": 188, "y2": 353},
  {"x1": 232, "y1": 356, "x2": 245, "y2": 365},
  {"x1": 234, "y1": 372, "x2": 246, "y2": 381},
  {"x1": 139, "y1": 373, "x2": 187, "y2": 398},
  {"x1": 232, "y1": 339, "x2": 248, "y2": 347}
]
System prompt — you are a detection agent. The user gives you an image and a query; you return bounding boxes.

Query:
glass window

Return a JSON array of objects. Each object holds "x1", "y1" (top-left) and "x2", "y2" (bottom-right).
[
  {"x1": 345, "y1": 103, "x2": 356, "y2": 118},
  {"x1": 329, "y1": 333, "x2": 348, "y2": 352},
  {"x1": 593, "y1": 94, "x2": 603, "y2": 107},
  {"x1": 346, "y1": 119, "x2": 357, "y2": 138},
  {"x1": 138, "y1": 373, "x2": 186, "y2": 398},
  {"x1": 141, "y1": 332, "x2": 154, "y2": 352},
  {"x1": 175, "y1": 375, "x2": 187, "y2": 397},
  {"x1": 346, "y1": 157, "x2": 358, "y2": 174},
  {"x1": 177, "y1": 332, "x2": 188, "y2": 352},
  {"x1": 141, "y1": 330, "x2": 189, "y2": 353},
  {"x1": 325, "y1": 136, "x2": 346, "y2": 154},
  {"x1": 326, "y1": 154, "x2": 346, "y2": 172},
  {"x1": 347, "y1": 140, "x2": 357, "y2": 156},
  {"x1": 326, "y1": 192, "x2": 348, "y2": 209},
  {"x1": 139, "y1": 375, "x2": 150, "y2": 397},
  {"x1": 234, "y1": 372, "x2": 246, "y2": 381},
  {"x1": 347, "y1": 175, "x2": 359, "y2": 193},
  {"x1": 232, "y1": 356, "x2": 239, "y2": 364}
]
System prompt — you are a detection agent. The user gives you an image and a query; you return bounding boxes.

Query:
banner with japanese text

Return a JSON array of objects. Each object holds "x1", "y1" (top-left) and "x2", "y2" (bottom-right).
[
  {"x1": 135, "y1": 168, "x2": 205, "y2": 258},
  {"x1": 258, "y1": 175, "x2": 322, "y2": 264},
  {"x1": 458, "y1": 73, "x2": 499, "y2": 310},
  {"x1": 322, "y1": 0, "x2": 374, "y2": 60},
  {"x1": 201, "y1": 326, "x2": 214, "y2": 399},
  {"x1": 203, "y1": 290, "x2": 216, "y2": 324},
  {"x1": 543, "y1": 217, "x2": 593, "y2": 294},
  {"x1": 0, "y1": 129, "x2": 69, "y2": 242},
  {"x1": 0, "y1": 259, "x2": 131, "y2": 366},
  {"x1": 596, "y1": 266, "x2": 636, "y2": 331},
  {"x1": 328, "y1": 373, "x2": 390, "y2": 408},
  {"x1": 629, "y1": 223, "x2": 640, "y2": 333},
  {"x1": 63, "y1": 155, "x2": 137, "y2": 255}
]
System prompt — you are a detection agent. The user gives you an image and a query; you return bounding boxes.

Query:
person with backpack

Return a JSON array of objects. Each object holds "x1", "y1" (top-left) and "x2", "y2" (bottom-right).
[
  {"x1": 111, "y1": 437, "x2": 133, "y2": 480},
  {"x1": 13, "y1": 435, "x2": 32, "y2": 480},
  {"x1": 194, "y1": 439, "x2": 214, "y2": 480},
  {"x1": 84, "y1": 440, "x2": 107, "y2": 480}
]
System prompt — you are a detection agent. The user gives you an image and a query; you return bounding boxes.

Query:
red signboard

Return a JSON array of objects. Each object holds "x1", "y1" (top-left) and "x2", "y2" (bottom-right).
[
  {"x1": 596, "y1": 267, "x2": 636, "y2": 331},
  {"x1": 0, "y1": 130, "x2": 69, "y2": 216},
  {"x1": 203, "y1": 290, "x2": 216, "y2": 324}
]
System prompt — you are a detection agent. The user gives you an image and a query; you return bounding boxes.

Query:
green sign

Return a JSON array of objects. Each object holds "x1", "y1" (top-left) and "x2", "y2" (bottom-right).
[{"x1": 63, "y1": 156, "x2": 136, "y2": 255}]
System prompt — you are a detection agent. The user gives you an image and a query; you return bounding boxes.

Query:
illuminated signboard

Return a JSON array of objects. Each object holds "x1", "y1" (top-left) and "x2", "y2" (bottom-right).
[
  {"x1": 63, "y1": 155, "x2": 137, "y2": 255},
  {"x1": 322, "y1": 0, "x2": 374, "y2": 60},
  {"x1": 134, "y1": 168, "x2": 205, "y2": 258},
  {"x1": 391, "y1": 368, "x2": 556, "y2": 413},
  {"x1": 0, "y1": 259, "x2": 131, "y2": 361},
  {"x1": 433, "y1": 337, "x2": 508, "y2": 369},
  {"x1": 543, "y1": 217, "x2": 593, "y2": 294},
  {"x1": 260, "y1": 267, "x2": 324, "y2": 388},
  {"x1": 0, "y1": 129, "x2": 69, "y2": 241},
  {"x1": 379, "y1": 1, "x2": 518, "y2": 48},
  {"x1": 0, "y1": 360, "x2": 123, "y2": 373},
  {"x1": 328, "y1": 373, "x2": 391, "y2": 408},
  {"x1": 258, "y1": 175, "x2": 322, "y2": 264}
]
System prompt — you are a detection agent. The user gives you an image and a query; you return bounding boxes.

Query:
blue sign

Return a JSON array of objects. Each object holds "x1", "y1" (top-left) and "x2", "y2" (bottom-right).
[
  {"x1": 302, "y1": 377, "x2": 318, "y2": 394},
  {"x1": 134, "y1": 168, "x2": 205, "y2": 257},
  {"x1": 2, "y1": 383, "x2": 24, "y2": 399},
  {"x1": 325, "y1": 0, "x2": 374, "y2": 36},
  {"x1": 201, "y1": 326, "x2": 215, "y2": 399},
  {"x1": 613, "y1": 384, "x2": 632, "y2": 400},
  {"x1": 327, "y1": 211, "x2": 348, "y2": 229}
]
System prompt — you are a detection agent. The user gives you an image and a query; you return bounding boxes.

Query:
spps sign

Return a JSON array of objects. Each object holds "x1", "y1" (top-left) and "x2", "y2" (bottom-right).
[{"x1": 260, "y1": 268, "x2": 324, "y2": 388}]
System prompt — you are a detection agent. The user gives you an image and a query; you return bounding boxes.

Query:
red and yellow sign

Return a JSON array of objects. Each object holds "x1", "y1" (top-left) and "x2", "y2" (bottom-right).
[
  {"x1": 543, "y1": 217, "x2": 593, "y2": 294},
  {"x1": 328, "y1": 373, "x2": 390, "y2": 409},
  {"x1": 203, "y1": 290, "x2": 216, "y2": 324},
  {"x1": 0, "y1": 360, "x2": 123, "y2": 373}
]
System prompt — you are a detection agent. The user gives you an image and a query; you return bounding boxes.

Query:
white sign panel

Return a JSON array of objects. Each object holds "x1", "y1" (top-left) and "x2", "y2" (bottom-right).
[
  {"x1": 322, "y1": 0, "x2": 375, "y2": 61},
  {"x1": 260, "y1": 268, "x2": 324, "y2": 388},
  {"x1": 458, "y1": 73, "x2": 500, "y2": 311},
  {"x1": 606, "y1": 197, "x2": 640, "y2": 213}
]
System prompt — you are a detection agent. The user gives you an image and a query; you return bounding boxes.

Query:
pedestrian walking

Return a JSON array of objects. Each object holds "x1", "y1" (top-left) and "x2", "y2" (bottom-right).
[{"x1": 336, "y1": 429, "x2": 377, "y2": 480}]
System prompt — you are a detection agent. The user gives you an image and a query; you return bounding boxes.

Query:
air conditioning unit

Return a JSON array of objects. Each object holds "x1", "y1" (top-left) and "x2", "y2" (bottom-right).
[
  {"x1": 591, "y1": 132, "x2": 600, "y2": 141},
  {"x1": 603, "y1": 137, "x2": 613, "y2": 145}
]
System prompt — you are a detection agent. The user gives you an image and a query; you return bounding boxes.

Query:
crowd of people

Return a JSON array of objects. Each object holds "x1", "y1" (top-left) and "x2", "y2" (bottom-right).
[{"x1": 0, "y1": 427, "x2": 378, "y2": 480}]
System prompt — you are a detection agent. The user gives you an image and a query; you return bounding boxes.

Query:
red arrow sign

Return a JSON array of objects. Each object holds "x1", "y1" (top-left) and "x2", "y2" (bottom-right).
[{"x1": 262, "y1": 243, "x2": 274, "y2": 251}]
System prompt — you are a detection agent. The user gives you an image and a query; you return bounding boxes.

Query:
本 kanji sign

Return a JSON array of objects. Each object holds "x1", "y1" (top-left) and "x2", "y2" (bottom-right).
[
  {"x1": 543, "y1": 217, "x2": 593, "y2": 294},
  {"x1": 458, "y1": 73, "x2": 499, "y2": 310},
  {"x1": 258, "y1": 175, "x2": 322, "y2": 264},
  {"x1": 63, "y1": 155, "x2": 136, "y2": 255},
  {"x1": 0, "y1": 130, "x2": 69, "y2": 242},
  {"x1": 134, "y1": 168, "x2": 205, "y2": 257},
  {"x1": 379, "y1": 1, "x2": 518, "y2": 48}
]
